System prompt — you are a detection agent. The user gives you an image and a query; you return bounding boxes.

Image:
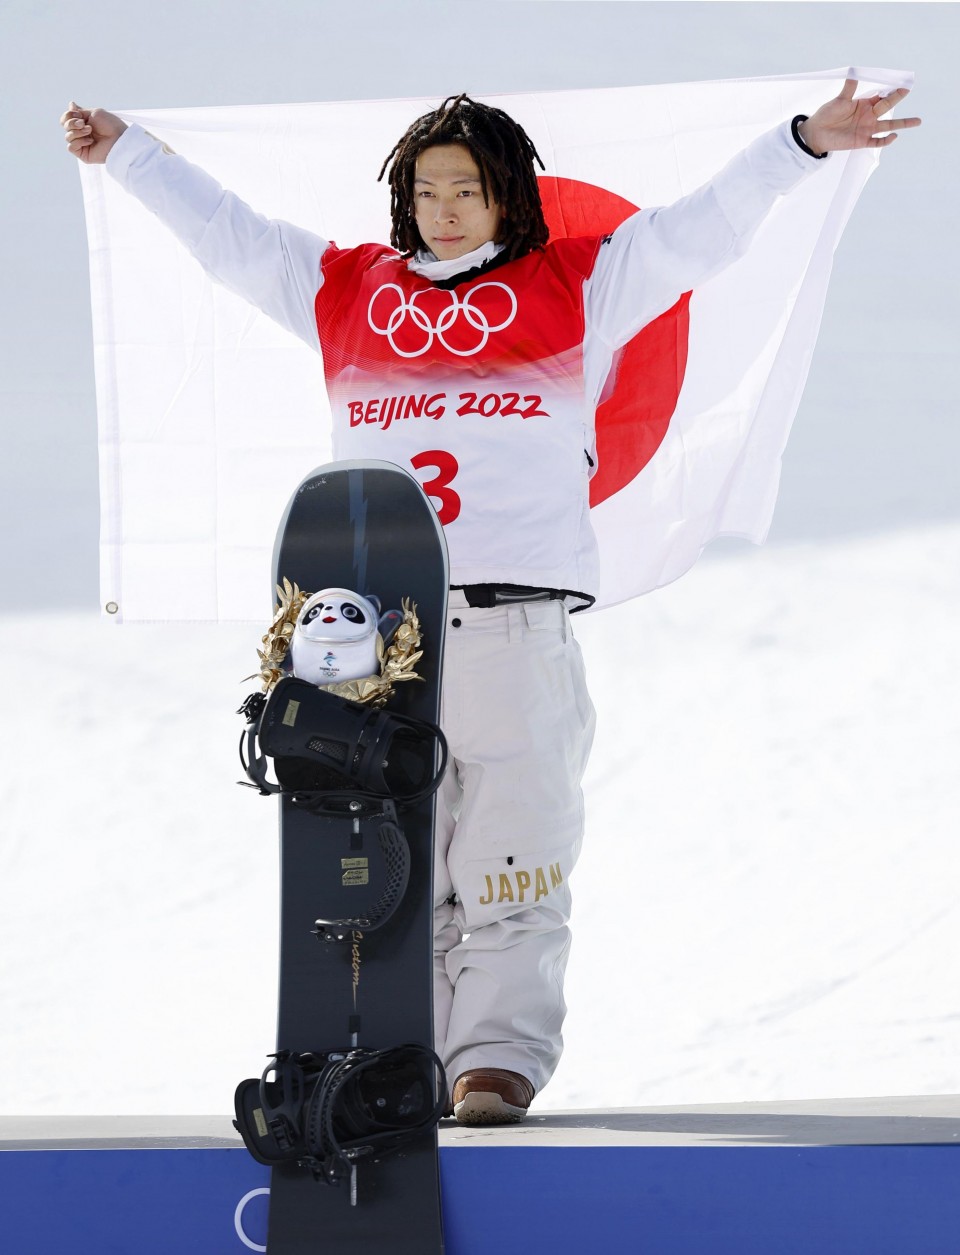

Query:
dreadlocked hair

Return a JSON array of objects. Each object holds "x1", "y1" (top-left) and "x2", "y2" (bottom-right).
[{"x1": 378, "y1": 94, "x2": 549, "y2": 262}]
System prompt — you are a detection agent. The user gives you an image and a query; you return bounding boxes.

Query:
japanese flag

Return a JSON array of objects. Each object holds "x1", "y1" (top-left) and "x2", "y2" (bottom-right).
[{"x1": 78, "y1": 67, "x2": 912, "y2": 621}]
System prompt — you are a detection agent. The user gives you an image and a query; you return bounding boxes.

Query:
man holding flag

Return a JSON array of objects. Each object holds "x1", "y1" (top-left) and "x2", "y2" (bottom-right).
[{"x1": 61, "y1": 79, "x2": 919, "y2": 1125}]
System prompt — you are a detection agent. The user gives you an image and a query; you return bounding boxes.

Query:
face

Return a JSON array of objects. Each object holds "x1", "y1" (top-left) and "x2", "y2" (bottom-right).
[
  {"x1": 297, "y1": 590, "x2": 376, "y2": 641},
  {"x1": 413, "y1": 143, "x2": 505, "y2": 261}
]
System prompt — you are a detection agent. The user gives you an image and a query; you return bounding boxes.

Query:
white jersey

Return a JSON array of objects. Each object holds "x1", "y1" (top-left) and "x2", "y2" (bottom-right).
[
  {"x1": 315, "y1": 233, "x2": 606, "y2": 598},
  {"x1": 107, "y1": 122, "x2": 822, "y2": 602}
]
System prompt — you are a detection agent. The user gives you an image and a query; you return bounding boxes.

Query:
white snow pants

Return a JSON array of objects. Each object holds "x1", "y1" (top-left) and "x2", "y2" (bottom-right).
[{"x1": 433, "y1": 591, "x2": 596, "y2": 1095}]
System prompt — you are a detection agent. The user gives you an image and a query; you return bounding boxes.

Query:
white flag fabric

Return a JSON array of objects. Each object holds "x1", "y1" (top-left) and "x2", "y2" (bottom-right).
[{"x1": 78, "y1": 67, "x2": 912, "y2": 622}]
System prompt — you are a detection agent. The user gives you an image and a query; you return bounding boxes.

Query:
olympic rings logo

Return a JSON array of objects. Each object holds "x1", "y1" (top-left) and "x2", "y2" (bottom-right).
[{"x1": 367, "y1": 281, "x2": 518, "y2": 358}]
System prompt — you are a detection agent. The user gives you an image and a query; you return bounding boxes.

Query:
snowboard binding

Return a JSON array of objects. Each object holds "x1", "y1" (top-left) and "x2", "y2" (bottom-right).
[
  {"x1": 234, "y1": 1044, "x2": 448, "y2": 1188},
  {"x1": 239, "y1": 676, "x2": 448, "y2": 809}
]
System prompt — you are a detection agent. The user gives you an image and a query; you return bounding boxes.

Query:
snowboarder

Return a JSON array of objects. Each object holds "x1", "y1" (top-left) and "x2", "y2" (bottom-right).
[{"x1": 62, "y1": 80, "x2": 920, "y2": 1124}]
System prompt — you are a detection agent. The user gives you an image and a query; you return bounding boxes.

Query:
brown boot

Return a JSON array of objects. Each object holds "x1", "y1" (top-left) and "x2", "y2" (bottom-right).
[{"x1": 451, "y1": 1069, "x2": 535, "y2": 1126}]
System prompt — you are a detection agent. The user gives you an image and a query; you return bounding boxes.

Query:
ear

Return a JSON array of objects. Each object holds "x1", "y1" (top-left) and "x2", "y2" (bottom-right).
[
  {"x1": 365, "y1": 594, "x2": 382, "y2": 615},
  {"x1": 377, "y1": 608, "x2": 404, "y2": 647}
]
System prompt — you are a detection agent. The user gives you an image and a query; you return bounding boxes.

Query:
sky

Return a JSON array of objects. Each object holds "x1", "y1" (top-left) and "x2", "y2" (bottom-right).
[{"x1": 0, "y1": 1, "x2": 957, "y2": 1117}]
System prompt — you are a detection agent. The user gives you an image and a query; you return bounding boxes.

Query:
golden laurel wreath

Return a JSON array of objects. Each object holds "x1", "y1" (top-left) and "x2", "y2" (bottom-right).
[{"x1": 250, "y1": 578, "x2": 424, "y2": 707}]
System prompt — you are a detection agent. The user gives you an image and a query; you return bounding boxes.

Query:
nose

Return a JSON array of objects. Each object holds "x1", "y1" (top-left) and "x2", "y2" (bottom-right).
[{"x1": 434, "y1": 197, "x2": 458, "y2": 223}]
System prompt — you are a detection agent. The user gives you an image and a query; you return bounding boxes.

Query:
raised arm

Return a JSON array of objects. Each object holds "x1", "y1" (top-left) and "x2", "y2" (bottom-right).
[
  {"x1": 61, "y1": 103, "x2": 329, "y2": 350},
  {"x1": 586, "y1": 81, "x2": 921, "y2": 352}
]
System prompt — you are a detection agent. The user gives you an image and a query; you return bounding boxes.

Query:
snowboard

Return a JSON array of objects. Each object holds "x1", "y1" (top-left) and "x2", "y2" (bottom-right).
[{"x1": 241, "y1": 460, "x2": 448, "y2": 1255}]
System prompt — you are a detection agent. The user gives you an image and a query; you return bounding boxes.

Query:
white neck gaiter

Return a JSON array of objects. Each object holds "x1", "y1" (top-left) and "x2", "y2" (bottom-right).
[{"x1": 407, "y1": 240, "x2": 505, "y2": 282}]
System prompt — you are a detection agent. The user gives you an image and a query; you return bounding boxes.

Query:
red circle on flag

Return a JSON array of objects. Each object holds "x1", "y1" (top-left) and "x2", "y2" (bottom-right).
[{"x1": 538, "y1": 175, "x2": 691, "y2": 507}]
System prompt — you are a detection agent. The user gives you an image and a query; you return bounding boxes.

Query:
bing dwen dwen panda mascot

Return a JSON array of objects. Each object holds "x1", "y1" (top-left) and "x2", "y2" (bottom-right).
[{"x1": 290, "y1": 589, "x2": 393, "y2": 686}]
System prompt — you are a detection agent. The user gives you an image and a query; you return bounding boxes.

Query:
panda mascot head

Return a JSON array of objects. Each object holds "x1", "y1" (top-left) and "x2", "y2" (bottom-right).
[{"x1": 289, "y1": 589, "x2": 381, "y2": 686}]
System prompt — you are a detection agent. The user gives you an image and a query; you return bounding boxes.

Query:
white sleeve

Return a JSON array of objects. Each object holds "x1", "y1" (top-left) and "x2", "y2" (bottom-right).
[
  {"x1": 584, "y1": 121, "x2": 827, "y2": 353},
  {"x1": 106, "y1": 123, "x2": 329, "y2": 351}
]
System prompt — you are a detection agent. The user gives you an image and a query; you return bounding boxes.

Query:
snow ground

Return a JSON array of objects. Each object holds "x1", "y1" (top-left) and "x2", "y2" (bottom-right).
[{"x1": 1, "y1": 523, "x2": 957, "y2": 1115}]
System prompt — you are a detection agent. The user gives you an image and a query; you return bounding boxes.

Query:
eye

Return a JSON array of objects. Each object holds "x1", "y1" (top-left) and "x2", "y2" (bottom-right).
[
  {"x1": 306, "y1": 606, "x2": 321, "y2": 620},
  {"x1": 341, "y1": 603, "x2": 362, "y2": 621}
]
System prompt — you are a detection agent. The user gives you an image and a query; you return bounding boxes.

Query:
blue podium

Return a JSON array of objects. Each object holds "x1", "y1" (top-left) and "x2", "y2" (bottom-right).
[{"x1": 3, "y1": 1096, "x2": 959, "y2": 1253}]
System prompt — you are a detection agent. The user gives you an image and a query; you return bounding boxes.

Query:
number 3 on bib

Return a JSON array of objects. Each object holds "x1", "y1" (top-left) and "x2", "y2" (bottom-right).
[{"x1": 411, "y1": 450, "x2": 461, "y2": 525}]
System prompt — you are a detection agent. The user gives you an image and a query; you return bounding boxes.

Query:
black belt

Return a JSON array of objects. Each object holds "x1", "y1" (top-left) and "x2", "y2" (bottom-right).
[{"x1": 453, "y1": 584, "x2": 565, "y2": 608}]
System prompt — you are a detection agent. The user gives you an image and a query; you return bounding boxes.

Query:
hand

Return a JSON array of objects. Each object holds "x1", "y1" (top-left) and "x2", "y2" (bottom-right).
[
  {"x1": 60, "y1": 102, "x2": 127, "y2": 164},
  {"x1": 799, "y1": 79, "x2": 921, "y2": 155}
]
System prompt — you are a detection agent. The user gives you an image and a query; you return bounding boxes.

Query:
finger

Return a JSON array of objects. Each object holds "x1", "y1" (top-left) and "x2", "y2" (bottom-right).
[
  {"x1": 60, "y1": 109, "x2": 89, "y2": 129},
  {"x1": 871, "y1": 116, "x2": 922, "y2": 134},
  {"x1": 839, "y1": 78, "x2": 858, "y2": 100},
  {"x1": 869, "y1": 134, "x2": 898, "y2": 148},
  {"x1": 67, "y1": 135, "x2": 94, "y2": 154},
  {"x1": 873, "y1": 87, "x2": 911, "y2": 117}
]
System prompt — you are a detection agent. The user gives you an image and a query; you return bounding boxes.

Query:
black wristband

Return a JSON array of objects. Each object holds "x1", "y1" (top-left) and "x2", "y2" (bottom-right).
[{"x1": 791, "y1": 114, "x2": 828, "y2": 160}]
